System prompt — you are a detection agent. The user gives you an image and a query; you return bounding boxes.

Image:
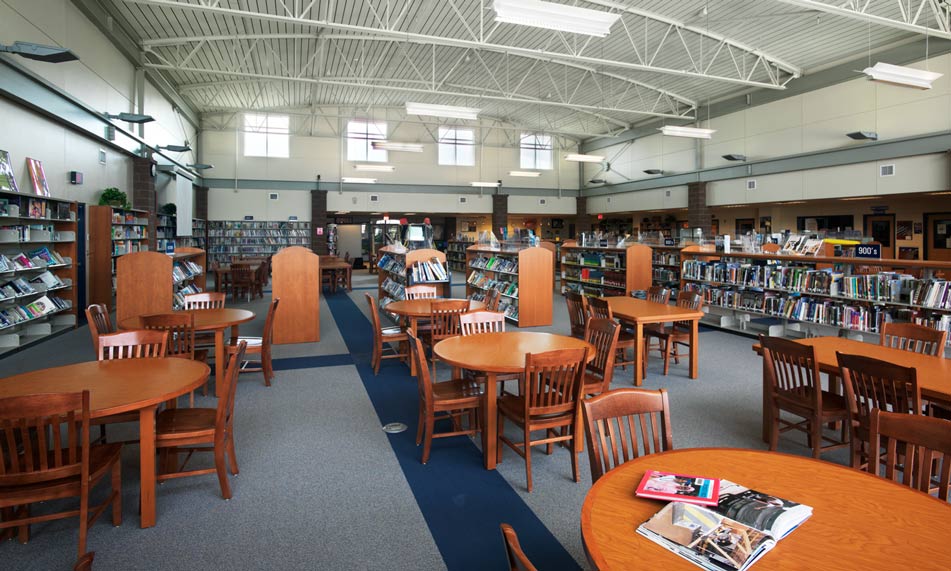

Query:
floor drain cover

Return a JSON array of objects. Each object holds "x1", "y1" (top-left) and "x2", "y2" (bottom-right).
[{"x1": 382, "y1": 422, "x2": 407, "y2": 434}]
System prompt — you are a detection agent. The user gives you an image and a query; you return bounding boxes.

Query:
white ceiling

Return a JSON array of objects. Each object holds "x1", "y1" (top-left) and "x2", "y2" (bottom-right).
[{"x1": 97, "y1": 0, "x2": 946, "y2": 139}]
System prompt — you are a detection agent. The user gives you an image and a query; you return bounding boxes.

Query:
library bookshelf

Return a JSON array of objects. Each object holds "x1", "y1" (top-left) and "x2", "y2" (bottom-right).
[
  {"x1": 156, "y1": 214, "x2": 176, "y2": 253},
  {"x1": 679, "y1": 247, "x2": 951, "y2": 345},
  {"x1": 560, "y1": 243, "x2": 652, "y2": 298},
  {"x1": 88, "y1": 205, "x2": 152, "y2": 310},
  {"x1": 180, "y1": 218, "x2": 207, "y2": 250},
  {"x1": 0, "y1": 190, "x2": 79, "y2": 355},
  {"x1": 115, "y1": 249, "x2": 206, "y2": 326},
  {"x1": 446, "y1": 240, "x2": 471, "y2": 273},
  {"x1": 465, "y1": 244, "x2": 552, "y2": 327},
  {"x1": 207, "y1": 220, "x2": 312, "y2": 266},
  {"x1": 377, "y1": 246, "x2": 450, "y2": 309},
  {"x1": 272, "y1": 246, "x2": 320, "y2": 344}
]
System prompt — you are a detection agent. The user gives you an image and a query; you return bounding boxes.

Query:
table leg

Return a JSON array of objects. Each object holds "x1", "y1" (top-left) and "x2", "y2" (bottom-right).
[
  {"x1": 214, "y1": 329, "x2": 225, "y2": 398},
  {"x1": 347, "y1": 267, "x2": 352, "y2": 292},
  {"x1": 689, "y1": 318, "x2": 699, "y2": 379},
  {"x1": 634, "y1": 322, "x2": 644, "y2": 386},
  {"x1": 139, "y1": 405, "x2": 157, "y2": 528},
  {"x1": 484, "y1": 372, "x2": 498, "y2": 470},
  {"x1": 408, "y1": 317, "x2": 418, "y2": 376}
]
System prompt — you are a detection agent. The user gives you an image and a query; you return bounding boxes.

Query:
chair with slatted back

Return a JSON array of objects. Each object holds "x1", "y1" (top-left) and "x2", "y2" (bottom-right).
[
  {"x1": 183, "y1": 292, "x2": 226, "y2": 310},
  {"x1": 837, "y1": 352, "x2": 921, "y2": 469},
  {"x1": 587, "y1": 297, "x2": 639, "y2": 371},
  {"x1": 760, "y1": 335, "x2": 849, "y2": 458},
  {"x1": 498, "y1": 347, "x2": 588, "y2": 492},
  {"x1": 565, "y1": 292, "x2": 588, "y2": 339},
  {"x1": 641, "y1": 287, "x2": 672, "y2": 374},
  {"x1": 500, "y1": 524, "x2": 539, "y2": 571},
  {"x1": 427, "y1": 299, "x2": 470, "y2": 373},
  {"x1": 646, "y1": 286, "x2": 671, "y2": 305},
  {"x1": 581, "y1": 388, "x2": 673, "y2": 484},
  {"x1": 97, "y1": 330, "x2": 169, "y2": 361},
  {"x1": 154, "y1": 341, "x2": 247, "y2": 500},
  {"x1": 405, "y1": 284, "x2": 438, "y2": 300},
  {"x1": 869, "y1": 409, "x2": 951, "y2": 501},
  {"x1": 229, "y1": 297, "x2": 280, "y2": 386},
  {"x1": 365, "y1": 294, "x2": 409, "y2": 375},
  {"x1": 0, "y1": 391, "x2": 122, "y2": 558},
  {"x1": 880, "y1": 322, "x2": 946, "y2": 356},
  {"x1": 85, "y1": 304, "x2": 114, "y2": 359},
  {"x1": 407, "y1": 329, "x2": 482, "y2": 464},
  {"x1": 484, "y1": 288, "x2": 502, "y2": 312},
  {"x1": 230, "y1": 263, "x2": 256, "y2": 302},
  {"x1": 459, "y1": 310, "x2": 506, "y2": 336},
  {"x1": 643, "y1": 291, "x2": 704, "y2": 376},
  {"x1": 141, "y1": 313, "x2": 209, "y2": 405},
  {"x1": 582, "y1": 318, "x2": 621, "y2": 397}
]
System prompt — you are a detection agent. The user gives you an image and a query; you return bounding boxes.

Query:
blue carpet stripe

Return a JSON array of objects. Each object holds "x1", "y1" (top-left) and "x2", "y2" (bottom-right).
[{"x1": 325, "y1": 294, "x2": 581, "y2": 571}]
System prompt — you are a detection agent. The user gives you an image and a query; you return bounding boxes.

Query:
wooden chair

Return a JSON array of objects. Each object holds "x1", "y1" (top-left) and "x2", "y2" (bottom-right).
[
  {"x1": 582, "y1": 318, "x2": 621, "y2": 397},
  {"x1": 641, "y1": 287, "x2": 671, "y2": 373},
  {"x1": 427, "y1": 299, "x2": 470, "y2": 373},
  {"x1": 405, "y1": 284, "x2": 438, "y2": 300},
  {"x1": 587, "y1": 297, "x2": 638, "y2": 371},
  {"x1": 230, "y1": 263, "x2": 256, "y2": 302},
  {"x1": 154, "y1": 341, "x2": 248, "y2": 500},
  {"x1": 85, "y1": 304, "x2": 114, "y2": 359},
  {"x1": 500, "y1": 524, "x2": 539, "y2": 571},
  {"x1": 74, "y1": 552, "x2": 95, "y2": 571},
  {"x1": 646, "y1": 286, "x2": 671, "y2": 305},
  {"x1": 643, "y1": 291, "x2": 704, "y2": 376},
  {"x1": 97, "y1": 329, "x2": 169, "y2": 360},
  {"x1": 581, "y1": 388, "x2": 673, "y2": 484},
  {"x1": 365, "y1": 294, "x2": 409, "y2": 375},
  {"x1": 880, "y1": 322, "x2": 946, "y2": 356},
  {"x1": 229, "y1": 297, "x2": 280, "y2": 386},
  {"x1": 141, "y1": 312, "x2": 209, "y2": 405},
  {"x1": 183, "y1": 291, "x2": 226, "y2": 310},
  {"x1": 484, "y1": 288, "x2": 502, "y2": 312},
  {"x1": 0, "y1": 391, "x2": 122, "y2": 558},
  {"x1": 869, "y1": 409, "x2": 951, "y2": 501},
  {"x1": 837, "y1": 352, "x2": 921, "y2": 469},
  {"x1": 459, "y1": 310, "x2": 506, "y2": 335},
  {"x1": 565, "y1": 291, "x2": 588, "y2": 339},
  {"x1": 497, "y1": 347, "x2": 588, "y2": 492},
  {"x1": 760, "y1": 335, "x2": 849, "y2": 458},
  {"x1": 407, "y1": 329, "x2": 482, "y2": 464}
]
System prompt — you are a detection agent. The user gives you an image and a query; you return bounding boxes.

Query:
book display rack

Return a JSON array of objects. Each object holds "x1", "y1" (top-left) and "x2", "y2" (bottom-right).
[
  {"x1": 115, "y1": 248, "x2": 206, "y2": 325},
  {"x1": 376, "y1": 246, "x2": 450, "y2": 309},
  {"x1": 465, "y1": 244, "x2": 552, "y2": 326},
  {"x1": 0, "y1": 190, "x2": 78, "y2": 354},
  {"x1": 560, "y1": 243, "x2": 652, "y2": 298},
  {"x1": 156, "y1": 214, "x2": 176, "y2": 253},
  {"x1": 207, "y1": 220, "x2": 312, "y2": 265},
  {"x1": 446, "y1": 239, "x2": 472, "y2": 273},
  {"x1": 679, "y1": 248, "x2": 951, "y2": 344},
  {"x1": 88, "y1": 205, "x2": 153, "y2": 310}
]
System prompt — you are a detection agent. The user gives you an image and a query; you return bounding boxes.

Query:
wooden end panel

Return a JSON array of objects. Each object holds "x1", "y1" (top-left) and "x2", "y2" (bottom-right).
[
  {"x1": 116, "y1": 251, "x2": 173, "y2": 325},
  {"x1": 517, "y1": 247, "x2": 553, "y2": 327},
  {"x1": 272, "y1": 246, "x2": 321, "y2": 344}
]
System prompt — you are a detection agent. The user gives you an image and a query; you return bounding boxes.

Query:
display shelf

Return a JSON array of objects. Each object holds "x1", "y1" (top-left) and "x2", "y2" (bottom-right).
[
  {"x1": 446, "y1": 239, "x2": 472, "y2": 273},
  {"x1": 89, "y1": 205, "x2": 153, "y2": 309},
  {"x1": 207, "y1": 220, "x2": 312, "y2": 265},
  {"x1": 179, "y1": 218, "x2": 207, "y2": 250},
  {"x1": 559, "y1": 243, "x2": 652, "y2": 298},
  {"x1": 156, "y1": 214, "x2": 176, "y2": 253},
  {"x1": 114, "y1": 249, "x2": 206, "y2": 324},
  {"x1": 376, "y1": 247, "x2": 450, "y2": 308},
  {"x1": 465, "y1": 244, "x2": 552, "y2": 327},
  {"x1": 272, "y1": 246, "x2": 320, "y2": 344},
  {"x1": 0, "y1": 190, "x2": 79, "y2": 356}
]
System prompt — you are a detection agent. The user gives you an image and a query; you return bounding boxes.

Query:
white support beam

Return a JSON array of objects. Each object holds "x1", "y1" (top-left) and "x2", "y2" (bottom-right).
[{"x1": 775, "y1": 0, "x2": 951, "y2": 40}]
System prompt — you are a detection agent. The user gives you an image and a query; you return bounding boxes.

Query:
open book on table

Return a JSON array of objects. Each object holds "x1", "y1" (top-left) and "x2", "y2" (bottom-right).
[{"x1": 636, "y1": 479, "x2": 812, "y2": 571}]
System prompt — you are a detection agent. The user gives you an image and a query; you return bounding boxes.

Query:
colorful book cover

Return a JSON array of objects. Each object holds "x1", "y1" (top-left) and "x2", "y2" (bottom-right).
[
  {"x1": 0, "y1": 150, "x2": 18, "y2": 193},
  {"x1": 26, "y1": 158, "x2": 50, "y2": 197},
  {"x1": 636, "y1": 470, "x2": 720, "y2": 506}
]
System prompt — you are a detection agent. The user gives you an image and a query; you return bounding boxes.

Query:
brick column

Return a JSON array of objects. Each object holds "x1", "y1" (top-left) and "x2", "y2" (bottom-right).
[
  {"x1": 194, "y1": 185, "x2": 209, "y2": 220},
  {"x1": 492, "y1": 194, "x2": 508, "y2": 239},
  {"x1": 131, "y1": 157, "x2": 156, "y2": 212},
  {"x1": 687, "y1": 182, "x2": 712, "y2": 238},
  {"x1": 311, "y1": 189, "x2": 329, "y2": 255},
  {"x1": 575, "y1": 196, "x2": 593, "y2": 238}
]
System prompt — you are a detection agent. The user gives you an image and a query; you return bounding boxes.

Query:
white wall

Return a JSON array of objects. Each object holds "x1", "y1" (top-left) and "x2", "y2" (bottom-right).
[
  {"x1": 327, "y1": 190, "x2": 493, "y2": 214},
  {"x1": 208, "y1": 188, "x2": 312, "y2": 221}
]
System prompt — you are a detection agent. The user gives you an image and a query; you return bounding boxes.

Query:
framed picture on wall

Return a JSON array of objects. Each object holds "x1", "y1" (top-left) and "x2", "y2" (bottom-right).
[
  {"x1": 897, "y1": 220, "x2": 913, "y2": 241},
  {"x1": 934, "y1": 219, "x2": 951, "y2": 249},
  {"x1": 898, "y1": 246, "x2": 920, "y2": 260}
]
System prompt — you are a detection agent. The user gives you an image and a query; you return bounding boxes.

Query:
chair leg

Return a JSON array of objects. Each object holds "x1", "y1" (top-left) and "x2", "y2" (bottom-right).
[
  {"x1": 662, "y1": 339, "x2": 672, "y2": 376},
  {"x1": 421, "y1": 413, "x2": 435, "y2": 465},
  {"x1": 77, "y1": 486, "x2": 89, "y2": 559},
  {"x1": 263, "y1": 352, "x2": 273, "y2": 386},
  {"x1": 416, "y1": 403, "x2": 424, "y2": 446},
  {"x1": 810, "y1": 418, "x2": 822, "y2": 459},
  {"x1": 570, "y1": 427, "x2": 580, "y2": 483},
  {"x1": 111, "y1": 459, "x2": 123, "y2": 526},
  {"x1": 496, "y1": 411, "x2": 505, "y2": 465},
  {"x1": 524, "y1": 424, "x2": 534, "y2": 493},
  {"x1": 372, "y1": 341, "x2": 381, "y2": 375},
  {"x1": 769, "y1": 408, "x2": 780, "y2": 452},
  {"x1": 546, "y1": 429, "x2": 554, "y2": 455},
  {"x1": 17, "y1": 505, "x2": 30, "y2": 544},
  {"x1": 214, "y1": 444, "x2": 232, "y2": 500},
  {"x1": 227, "y1": 433, "x2": 239, "y2": 475}
]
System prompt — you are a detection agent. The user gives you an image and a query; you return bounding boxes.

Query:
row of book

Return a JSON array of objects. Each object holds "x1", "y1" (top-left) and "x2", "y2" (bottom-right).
[
  {"x1": 111, "y1": 212, "x2": 148, "y2": 225},
  {"x1": 561, "y1": 282, "x2": 605, "y2": 297},
  {"x1": 172, "y1": 260, "x2": 203, "y2": 284},
  {"x1": 562, "y1": 252, "x2": 624, "y2": 269},
  {"x1": 173, "y1": 284, "x2": 202, "y2": 310},
  {"x1": 914, "y1": 315, "x2": 951, "y2": 346},
  {"x1": 112, "y1": 241, "x2": 149, "y2": 256},
  {"x1": 0, "y1": 295, "x2": 71, "y2": 329},
  {"x1": 0, "y1": 271, "x2": 67, "y2": 301},
  {"x1": 467, "y1": 271, "x2": 519, "y2": 298},
  {"x1": 562, "y1": 268, "x2": 626, "y2": 289},
  {"x1": 209, "y1": 230, "x2": 290, "y2": 238},
  {"x1": 377, "y1": 254, "x2": 407, "y2": 276},
  {"x1": 409, "y1": 259, "x2": 448, "y2": 283},
  {"x1": 209, "y1": 221, "x2": 310, "y2": 230},
  {"x1": 381, "y1": 277, "x2": 405, "y2": 300},
  {"x1": 653, "y1": 268, "x2": 679, "y2": 283},
  {"x1": 653, "y1": 253, "x2": 680, "y2": 266},
  {"x1": 0, "y1": 247, "x2": 68, "y2": 272},
  {"x1": 0, "y1": 197, "x2": 72, "y2": 221},
  {"x1": 112, "y1": 226, "x2": 148, "y2": 239},
  {"x1": 469, "y1": 256, "x2": 518, "y2": 273}
]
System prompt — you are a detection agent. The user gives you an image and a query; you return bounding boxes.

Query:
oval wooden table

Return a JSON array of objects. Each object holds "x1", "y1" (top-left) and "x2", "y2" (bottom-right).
[
  {"x1": 582, "y1": 448, "x2": 951, "y2": 570},
  {"x1": 0, "y1": 358, "x2": 210, "y2": 529},
  {"x1": 385, "y1": 298, "x2": 485, "y2": 376},
  {"x1": 120, "y1": 308, "x2": 255, "y2": 398},
  {"x1": 434, "y1": 331, "x2": 595, "y2": 470}
]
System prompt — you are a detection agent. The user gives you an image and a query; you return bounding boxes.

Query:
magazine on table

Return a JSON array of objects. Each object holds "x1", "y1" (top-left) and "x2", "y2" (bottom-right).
[
  {"x1": 636, "y1": 478, "x2": 812, "y2": 571},
  {"x1": 635, "y1": 470, "x2": 720, "y2": 506}
]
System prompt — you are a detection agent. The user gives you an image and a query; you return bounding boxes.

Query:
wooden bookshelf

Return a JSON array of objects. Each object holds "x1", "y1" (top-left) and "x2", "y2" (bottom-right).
[
  {"x1": 156, "y1": 214, "x2": 176, "y2": 253},
  {"x1": 0, "y1": 191, "x2": 79, "y2": 355},
  {"x1": 559, "y1": 243, "x2": 652, "y2": 298},
  {"x1": 207, "y1": 220, "x2": 311, "y2": 266},
  {"x1": 179, "y1": 218, "x2": 207, "y2": 250},
  {"x1": 376, "y1": 246, "x2": 450, "y2": 309},
  {"x1": 446, "y1": 240, "x2": 471, "y2": 273},
  {"x1": 115, "y1": 249, "x2": 206, "y2": 325},
  {"x1": 88, "y1": 205, "x2": 152, "y2": 309},
  {"x1": 272, "y1": 246, "x2": 320, "y2": 344},
  {"x1": 465, "y1": 245, "x2": 553, "y2": 327}
]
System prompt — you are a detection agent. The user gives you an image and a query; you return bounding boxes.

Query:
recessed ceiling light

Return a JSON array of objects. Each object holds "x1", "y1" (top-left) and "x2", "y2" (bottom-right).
[
  {"x1": 471, "y1": 181, "x2": 501, "y2": 187},
  {"x1": 406, "y1": 102, "x2": 479, "y2": 120},
  {"x1": 493, "y1": 0, "x2": 621, "y2": 37},
  {"x1": 354, "y1": 164, "x2": 395, "y2": 172},
  {"x1": 564, "y1": 153, "x2": 605, "y2": 163},
  {"x1": 863, "y1": 62, "x2": 942, "y2": 90},
  {"x1": 659, "y1": 125, "x2": 715, "y2": 139},
  {"x1": 342, "y1": 177, "x2": 377, "y2": 184}
]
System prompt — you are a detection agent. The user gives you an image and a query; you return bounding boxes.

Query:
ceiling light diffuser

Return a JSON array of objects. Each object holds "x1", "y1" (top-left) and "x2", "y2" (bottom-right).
[
  {"x1": 406, "y1": 102, "x2": 479, "y2": 121},
  {"x1": 564, "y1": 153, "x2": 605, "y2": 163},
  {"x1": 187, "y1": 163, "x2": 214, "y2": 170},
  {"x1": 493, "y1": 0, "x2": 620, "y2": 38},
  {"x1": 659, "y1": 125, "x2": 715, "y2": 139},
  {"x1": 643, "y1": 169, "x2": 664, "y2": 175},
  {"x1": 372, "y1": 141, "x2": 424, "y2": 152},
  {"x1": 846, "y1": 131, "x2": 878, "y2": 141},
  {"x1": 156, "y1": 144, "x2": 191, "y2": 153},
  {"x1": 471, "y1": 181, "x2": 501, "y2": 188},
  {"x1": 355, "y1": 164, "x2": 395, "y2": 172},
  {"x1": 342, "y1": 177, "x2": 377, "y2": 184},
  {"x1": 105, "y1": 112, "x2": 155, "y2": 124},
  {"x1": 509, "y1": 171, "x2": 541, "y2": 177},
  {"x1": 863, "y1": 62, "x2": 942, "y2": 90},
  {"x1": 722, "y1": 154, "x2": 747, "y2": 161}
]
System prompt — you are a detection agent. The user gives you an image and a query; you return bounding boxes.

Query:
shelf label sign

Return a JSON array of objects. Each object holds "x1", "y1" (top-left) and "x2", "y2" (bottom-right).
[
  {"x1": 288, "y1": 215, "x2": 298, "y2": 221},
  {"x1": 664, "y1": 238, "x2": 676, "y2": 246},
  {"x1": 165, "y1": 241, "x2": 175, "y2": 254},
  {"x1": 244, "y1": 215, "x2": 254, "y2": 220},
  {"x1": 855, "y1": 244, "x2": 881, "y2": 259}
]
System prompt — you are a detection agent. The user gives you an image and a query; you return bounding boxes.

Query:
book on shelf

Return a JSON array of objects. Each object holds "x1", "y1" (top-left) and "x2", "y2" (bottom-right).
[
  {"x1": 29, "y1": 270, "x2": 64, "y2": 290},
  {"x1": 410, "y1": 258, "x2": 449, "y2": 283},
  {"x1": 635, "y1": 471, "x2": 720, "y2": 506},
  {"x1": 0, "y1": 150, "x2": 19, "y2": 193},
  {"x1": 637, "y1": 479, "x2": 812, "y2": 571},
  {"x1": 25, "y1": 158, "x2": 50, "y2": 197}
]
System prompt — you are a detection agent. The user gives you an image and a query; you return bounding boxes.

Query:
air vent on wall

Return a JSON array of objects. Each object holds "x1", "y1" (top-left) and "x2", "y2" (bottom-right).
[
  {"x1": 880, "y1": 164, "x2": 895, "y2": 177},
  {"x1": 369, "y1": 194, "x2": 380, "y2": 202},
  {"x1": 606, "y1": 197, "x2": 612, "y2": 203},
  {"x1": 459, "y1": 196, "x2": 468, "y2": 204},
  {"x1": 665, "y1": 190, "x2": 671, "y2": 197},
  {"x1": 268, "y1": 192, "x2": 279, "y2": 200},
  {"x1": 746, "y1": 179, "x2": 757, "y2": 191},
  {"x1": 539, "y1": 198, "x2": 547, "y2": 205}
]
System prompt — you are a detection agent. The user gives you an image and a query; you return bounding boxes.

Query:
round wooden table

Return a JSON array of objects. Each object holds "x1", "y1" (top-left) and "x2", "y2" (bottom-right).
[
  {"x1": 581, "y1": 448, "x2": 951, "y2": 570},
  {"x1": 434, "y1": 331, "x2": 594, "y2": 470},
  {"x1": 0, "y1": 358, "x2": 210, "y2": 529},
  {"x1": 386, "y1": 298, "x2": 486, "y2": 330},
  {"x1": 120, "y1": 308, "x2": 255, "y2": 398}
]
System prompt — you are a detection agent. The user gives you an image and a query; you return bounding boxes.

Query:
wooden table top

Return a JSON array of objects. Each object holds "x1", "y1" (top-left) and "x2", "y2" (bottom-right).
[
  {"x1": 386, "y1": 298, "x2": 485, "y2": 318},
  {"x1": 434, "y1": 331, "x2": 594, "y2": 374},
  {"x1": 120, "y1": 308, "x2": 256, "y2": 332},
  {"x1": 321, "y1": 260, "x2": 352, "y2": 270},
  {"x1": 0, "y1": 359, "x2": 210, "y2": 418},
  {"x1": 582, "y1": 448, "x2": 951, "y2": 571},
  {"x1": 605, "y1": 297, "x2": 703, "y2": 322}
]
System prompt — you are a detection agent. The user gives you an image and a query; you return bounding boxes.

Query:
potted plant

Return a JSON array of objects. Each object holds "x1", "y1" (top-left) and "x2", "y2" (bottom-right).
[
  {"x1": 99, "y1": 188, "x2": 128, "y2": 208},
  {"x1": 160, "y1": 202, "x2": 177, "y2": 215}
]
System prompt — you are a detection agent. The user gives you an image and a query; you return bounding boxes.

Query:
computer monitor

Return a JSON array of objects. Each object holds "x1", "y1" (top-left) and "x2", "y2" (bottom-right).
[{"x1": 406, "y1": 224, "x2": 425, "y2": 242}]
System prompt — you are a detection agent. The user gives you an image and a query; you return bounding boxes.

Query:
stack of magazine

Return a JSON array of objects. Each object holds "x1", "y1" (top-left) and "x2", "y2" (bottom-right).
[{"x1": 635, "y1": 470, "x2": 812, "y2": 571}]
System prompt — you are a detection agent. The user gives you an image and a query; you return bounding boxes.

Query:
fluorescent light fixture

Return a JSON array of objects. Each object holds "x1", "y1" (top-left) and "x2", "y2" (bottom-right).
[
  {"x1": 187, "y1": 163, "x2": 214, "y2": 170},
  {"x1": 406, "y1": 102, "x2": 479, "y2": 120},
  {"x1": 372, "y1": 141, "x2": 424, "y2": 152},
  {"x1": 839, "y1": 196, "x2": 878, "y2": 201},
  {"x1": 156, "y1": 144, "x2": 191, "y2": 153},
  {"x1": 471, "y1": 181, "x2": 501, "y2": 188},
  {"x1": 493, "y1": 0, "x2": 620, "y2": 38},
  {"x1": 659, "y1": 125, "x2": 715, "y2": 139},
  {"x1": 342, "y1": 177, "x2": 377, "y2": 184},
  {"x1": 355, "y1": 164, "x2": 395, "y2": 172},
  {"x1": 105, "y1": 112, "x2": 154, "y2": 124},
  {"x1": 564, "y1": 153, "x2": 605, "y2": 163},
  {"x1": 643, "y1": 169, "x2": 664, "y2": 175},
  {"x1": 846, "y1": 131, "x2": 878, "y2": 141},
  {"x1": 722, "y1": 154, "x2": 747, "y2": 162},
  {"x1": 863, "y1": 62, "x2": 942, "y2": 90},
  {"x1": 509, "y1": 171, "x2": 541, "y2": 177},
  {"x1": 405, "y1": 212, "x2": 417, "y2": 216},
  {"x1": 588, "y1": 179, "x2": 607, "y2": 184},
  {"x1": 0, "y1": 41, "x2": 78, "y2": 63}
]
